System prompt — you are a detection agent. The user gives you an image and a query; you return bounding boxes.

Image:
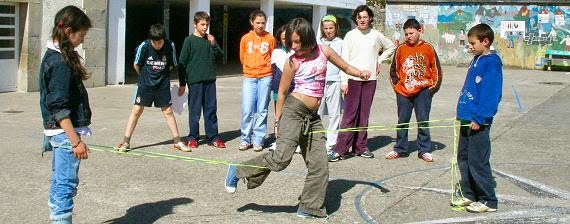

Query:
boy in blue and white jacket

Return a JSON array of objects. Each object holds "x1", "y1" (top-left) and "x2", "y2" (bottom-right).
[{"x1": 454, "y1": 23, "x2": 502, "y2": 213}]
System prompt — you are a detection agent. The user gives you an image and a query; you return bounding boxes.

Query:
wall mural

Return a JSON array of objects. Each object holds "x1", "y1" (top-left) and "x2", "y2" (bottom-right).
[{"x1": 385, "y1": 4, "x2": 570, "y2": 69}]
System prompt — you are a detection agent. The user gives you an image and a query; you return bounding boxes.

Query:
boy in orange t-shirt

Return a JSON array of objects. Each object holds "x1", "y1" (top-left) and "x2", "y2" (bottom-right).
[{"x1": 385, "y1": 18, "x2": 442, "y2": 162}]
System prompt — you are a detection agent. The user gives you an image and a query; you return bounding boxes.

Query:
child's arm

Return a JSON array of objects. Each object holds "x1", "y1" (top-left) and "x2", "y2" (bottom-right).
[
  {"x1": 428, "y1": 50, "x2": 443, "y2": 94},
  {"x1": 208, "y1": 34, "x2": 223, "y2": 58},
  {"x1": 473, "y1": 60, "x2": 503, "y2": 127},
  {"x1": 178, "y1": 37, "x2": 190, "y2": 95},
  {"x1": 46, "y1": 64, "x2": 89, "y2": 159},
  {"x1": 59, "y1": 117, "x2": 89, "y2": 160},
  {"x1": 274, "y1": 59, "x2": 294, "y2": 136},
  {"x1": 133, "y1": 41, "x2": 146, "y2": 75},
  {"x1": 323, "y1": 45, "x2": 371, "y2": 80},
  {"x1": 389, "y1": 46, "x2": 400, "y2": 88},
  {"x1": 377, "y1": 32, "x2": 396, "y2": 70},
  {"x1": 239, "y1": 36, "x2": 247, "y2": 65}
]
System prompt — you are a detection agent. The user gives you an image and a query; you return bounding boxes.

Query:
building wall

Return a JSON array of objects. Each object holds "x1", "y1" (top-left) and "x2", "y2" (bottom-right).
[
  {"x1": 385, "y1": 4, "x2": 570, "y2": 69},
  {"x1": 16, "y1": 0, "x2": 106, "y2": 92}
]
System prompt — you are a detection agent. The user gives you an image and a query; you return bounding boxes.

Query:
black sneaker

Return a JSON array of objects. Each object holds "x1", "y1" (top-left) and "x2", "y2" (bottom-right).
[
  {"x1": 327, "y1": 152, "x2": 341, "y2": 162},
  {"x1": 358, "y1": 151, "x2": 374, "y2": 158}
]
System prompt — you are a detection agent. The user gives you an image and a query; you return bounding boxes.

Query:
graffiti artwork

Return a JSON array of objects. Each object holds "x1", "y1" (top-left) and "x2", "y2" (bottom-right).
[{"x1": 385, "y1": 4, "x2": 570, "y2": 69}]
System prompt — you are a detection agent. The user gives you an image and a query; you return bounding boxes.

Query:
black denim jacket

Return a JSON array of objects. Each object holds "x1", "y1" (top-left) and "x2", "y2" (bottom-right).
[{"x1": 39, "y1": 48, "x2": 92, "y2": 129}]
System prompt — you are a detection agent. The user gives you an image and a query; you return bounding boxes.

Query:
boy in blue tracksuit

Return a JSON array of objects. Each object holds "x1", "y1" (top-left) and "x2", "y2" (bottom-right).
[{"x1": 453, "y1": 23, "x2": 502, "y2": 213}]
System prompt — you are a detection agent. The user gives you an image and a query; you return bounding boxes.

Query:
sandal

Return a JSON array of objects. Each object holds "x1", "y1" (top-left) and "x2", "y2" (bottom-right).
[
  {"x1": 419, "y1": 153, "x2": 433, "y2": 162},
  {"x1": 385, "y1": 151, "x2": 401, "y2": 160},
  {"x1": 238, "y1": 144, "x2": 250, "y2": 151},
  {"x1": 114, "y1": 142, "x2": 130, "y2": 152},
  {"x1": 253, "y1": 145, "x2": 263, "y2": 152}
]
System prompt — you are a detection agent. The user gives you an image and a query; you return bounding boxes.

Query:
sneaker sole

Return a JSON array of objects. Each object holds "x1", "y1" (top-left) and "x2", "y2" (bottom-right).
[
  {"x1": 466, "y1": 208, "x2": 497, "y2": 213},
  {"x1": 174, "y1": 146, "x2": 192, "y2": 152},
  {"x1": 297, "y1": 213, "x2": 329, "y2": 219}
]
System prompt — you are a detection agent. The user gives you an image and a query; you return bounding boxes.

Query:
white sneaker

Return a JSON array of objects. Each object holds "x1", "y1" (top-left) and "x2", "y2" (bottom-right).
[
  {"x1": 174, "y1": 142, "x2": 192, "y2": 152},
  {"x1": 295, "y1": 146, "x2": 301, "y2": 154},
  {"x1": 269, "y1": 142, "x2": 276, "y2": 151},
  {"x1": 466, "y1": 202, "x2": 497, "y2": 213}
]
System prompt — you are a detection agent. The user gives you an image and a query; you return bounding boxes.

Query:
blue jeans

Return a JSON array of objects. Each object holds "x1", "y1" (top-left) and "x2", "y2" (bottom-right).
[
  {"x1": 188, "y1": 81, "x2": 219, "y2": 142},
  {"x1": 394, "y1": 88, "x2": 433, "y2": 156},
  {"x1": 48, "y1": 133, "x2": 80, "y2": 223},
  {"x1": 240, "y1": 76, "x2": 272, "y2": 146}
]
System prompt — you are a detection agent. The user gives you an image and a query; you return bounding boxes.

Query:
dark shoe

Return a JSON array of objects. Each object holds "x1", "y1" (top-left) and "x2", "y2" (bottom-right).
[
  {"x1": 225, "y1": 165, "x2": 239, "y2": 193},
  {"x1": 187, "y1": 138, "x2": 199, "y2": 148},
  {"x1": 357, "y1": 151, "x2": 374, "y2": 158},
  {"x1": 296, "y1": 210, "x2": 328, "y2": 219},
  {"x1": 210, "y1": 138, "x2": 226, "y2": 148}
]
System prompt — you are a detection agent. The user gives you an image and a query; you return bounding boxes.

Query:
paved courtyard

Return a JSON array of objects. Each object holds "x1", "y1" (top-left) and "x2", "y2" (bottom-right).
[{"x1": 1, "y1": 65, "x2": 569, "y2": 223}]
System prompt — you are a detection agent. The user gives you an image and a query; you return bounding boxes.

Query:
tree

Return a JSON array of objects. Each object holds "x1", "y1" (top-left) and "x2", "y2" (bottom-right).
[{"x1": 367, "y1": 0, "x2": 386, "y2": 8}]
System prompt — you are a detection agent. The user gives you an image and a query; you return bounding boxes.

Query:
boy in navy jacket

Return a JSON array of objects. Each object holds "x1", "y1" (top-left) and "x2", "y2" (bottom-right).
[{"x1": 453, "y1": 23, "x2": 502, "y2": 213}]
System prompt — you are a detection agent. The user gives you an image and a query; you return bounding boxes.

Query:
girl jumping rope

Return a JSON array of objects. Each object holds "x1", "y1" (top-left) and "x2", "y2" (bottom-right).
[{"x1": 225, "y1": 18, "x2": 371, "y2": 219}]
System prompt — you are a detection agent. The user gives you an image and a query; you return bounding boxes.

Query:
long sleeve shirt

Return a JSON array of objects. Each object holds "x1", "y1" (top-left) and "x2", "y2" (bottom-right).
[
  {"x1": 340, "y1": 28, "x2": 396, "y2": 85},
  {"x1": 456, "y1": 52, "x2": 503, "y2": 125},
  {"x1": 240, "y1": 30, "x2": 275, "y2": 78},
  {"x1": 389, "y1": 40, "x2": 442, "y2": 97},
  {"x1": 178, "y1": 34, "x2": 223, "y2": 85}
]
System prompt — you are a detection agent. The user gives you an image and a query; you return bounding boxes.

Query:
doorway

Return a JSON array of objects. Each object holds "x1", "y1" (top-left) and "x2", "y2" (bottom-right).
[{"x1": 0, "y1": 3, "x2": 18, "y2": 92}]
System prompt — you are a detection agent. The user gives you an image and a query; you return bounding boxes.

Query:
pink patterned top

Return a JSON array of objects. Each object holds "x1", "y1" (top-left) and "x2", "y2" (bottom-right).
[{"x1": 291, "y1": 45, "x2": 328, "y2": 98}]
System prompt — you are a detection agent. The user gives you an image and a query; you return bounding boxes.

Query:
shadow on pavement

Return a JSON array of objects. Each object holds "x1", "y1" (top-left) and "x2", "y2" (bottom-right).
[
  {"x1": 367, "y1": 135, "x2": 393, "y2": 152},
  {"x1": 325, "y1": 179, "x2": 390, "y2": 214},
  {"x1": 103, "y1": 197, "x2": 193, "y2": 224},
  {"x1": 130, "y1": 139, "x2": 172, "y2": 150},
  {"x1": 217, "y1": 129, "x2": 241, "y2": 143},
  {"x1": 236, "y1": 203, "x2": 297, "y2": 214}
]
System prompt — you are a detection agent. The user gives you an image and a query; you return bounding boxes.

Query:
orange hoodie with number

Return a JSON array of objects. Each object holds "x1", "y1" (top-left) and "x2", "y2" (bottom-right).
[{"x1": 240, "y1": 30, "x2": 275, "y2": 78}]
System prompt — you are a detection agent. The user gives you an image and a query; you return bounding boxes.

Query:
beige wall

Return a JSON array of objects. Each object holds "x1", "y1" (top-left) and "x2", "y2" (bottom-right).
[{"x1": 14, "y1": 0, "x2": 107, "y2": 92}]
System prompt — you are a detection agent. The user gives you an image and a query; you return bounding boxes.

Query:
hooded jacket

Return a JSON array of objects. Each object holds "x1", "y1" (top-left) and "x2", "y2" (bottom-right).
[
  {"x1": 456, "y1": 52, "x2": 503, "y2": 125},
  {"x1": 240, "y1": 30, "x2": 275, "y2": 78}
]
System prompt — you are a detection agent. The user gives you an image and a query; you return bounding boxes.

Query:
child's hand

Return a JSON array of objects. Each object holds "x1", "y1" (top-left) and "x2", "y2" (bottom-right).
[
  {"x1": 72, "y1": 141, "x2": 89, "y2": 160},
  {"x1": 178, "y1": 86, "x2": 186, "y2": 96},
  {"x1": 341, "y1": 84, "x2": 348, "y2": 96},
  {"x1": 360, "y1": 70, "x2": 372, "y2": 80},
  {"x1": 470, "y1": 121, "x2": 480, "y2": 131},
  {"x1": 207, "y1": 34, "x2": 216, "y2": 46}
]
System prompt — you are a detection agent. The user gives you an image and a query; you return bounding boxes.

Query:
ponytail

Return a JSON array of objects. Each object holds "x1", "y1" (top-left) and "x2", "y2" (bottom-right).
[{"x1": 51, "y1": 5, "x2": 92, "y2": 80}]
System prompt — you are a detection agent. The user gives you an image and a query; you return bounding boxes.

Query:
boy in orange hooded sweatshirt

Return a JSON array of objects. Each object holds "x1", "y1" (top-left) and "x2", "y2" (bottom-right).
[
  {"x1": 385, "y1": 18, "x2": 442, "y2": 162},
  {"x1": 239, "y1": 9, "x2": 276, "y2": 152}
]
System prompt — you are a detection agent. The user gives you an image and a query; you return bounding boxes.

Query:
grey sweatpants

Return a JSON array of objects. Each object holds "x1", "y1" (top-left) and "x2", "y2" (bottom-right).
[{"x1": 236, "y1": 96, "x2": 329, "y2": 217}]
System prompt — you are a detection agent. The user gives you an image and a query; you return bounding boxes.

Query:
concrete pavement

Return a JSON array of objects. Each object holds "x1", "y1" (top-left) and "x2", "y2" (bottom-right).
[{"x1": 1, "y1": 65, "x2": 569, "y2": 223}]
